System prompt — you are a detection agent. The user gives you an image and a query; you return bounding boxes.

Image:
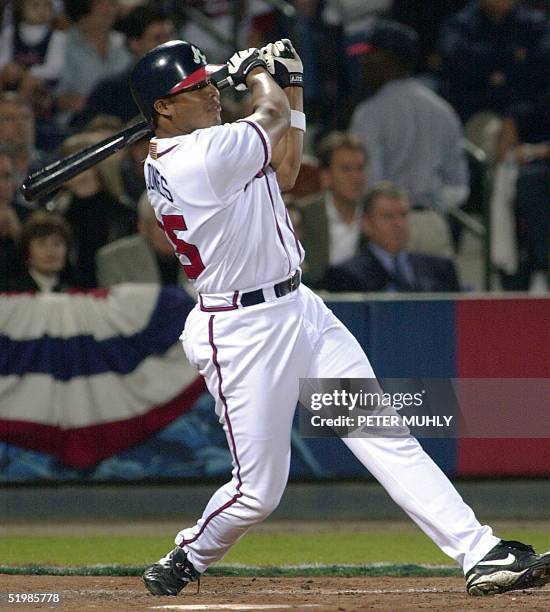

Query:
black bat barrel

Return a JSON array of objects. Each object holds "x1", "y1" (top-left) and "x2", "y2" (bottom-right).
[{"x1": 20, "y1": 121, "x2": 152, "y2": 202}]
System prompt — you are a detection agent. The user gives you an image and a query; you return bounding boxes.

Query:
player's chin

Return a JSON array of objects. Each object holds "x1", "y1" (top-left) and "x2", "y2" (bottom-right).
[
  {"x1": 202, "y1": 109, "x2": 222, "y2": 127},
  {"x1": 211, "y1": 107, "x2": 222, "y2": 124}
]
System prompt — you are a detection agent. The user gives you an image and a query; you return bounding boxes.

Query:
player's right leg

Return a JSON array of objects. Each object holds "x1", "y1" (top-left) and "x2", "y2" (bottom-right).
[{"x1": 143, "y1": 293, "x2": 311, "y2": 595}]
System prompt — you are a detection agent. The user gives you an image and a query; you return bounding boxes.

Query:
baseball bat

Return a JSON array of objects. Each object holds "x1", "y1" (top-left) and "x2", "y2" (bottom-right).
[
  {"x1": 20, "y1": 120, "x2": 152, "y2": 202},
  {"x1": 20, "y1": 66, "x2": 233, "y2": 202}
]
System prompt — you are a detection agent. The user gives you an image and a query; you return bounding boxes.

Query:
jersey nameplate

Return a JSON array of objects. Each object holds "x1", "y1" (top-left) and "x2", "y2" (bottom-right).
[{"x1": 145, "y1": 163, "x2": 174, "y2": 202}]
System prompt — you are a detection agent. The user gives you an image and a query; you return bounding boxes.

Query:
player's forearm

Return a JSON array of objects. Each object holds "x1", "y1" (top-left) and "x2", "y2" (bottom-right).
[
  {"x1": 246, "y1": 68, "x2": 290, "y2": 150},
  {"x1": 273, "y1": 86, "x2": 304, "y2": 192}
]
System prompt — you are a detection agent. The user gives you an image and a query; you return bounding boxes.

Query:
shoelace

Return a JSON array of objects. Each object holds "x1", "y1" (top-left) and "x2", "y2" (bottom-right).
[{"x1": 171, "y1": 548, "x2": 201, "y2": 584}]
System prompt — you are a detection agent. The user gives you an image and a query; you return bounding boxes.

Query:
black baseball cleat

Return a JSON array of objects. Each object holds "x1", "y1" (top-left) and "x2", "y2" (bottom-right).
[
  {"x1": 466, "y1": 539, "x2": 550, "y2": 596},
  {"x1": 143, "y1": 547, "x2": 200, "y2": 596}
]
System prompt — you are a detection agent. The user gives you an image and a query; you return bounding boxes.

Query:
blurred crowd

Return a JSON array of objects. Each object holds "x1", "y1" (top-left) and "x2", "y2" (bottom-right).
[{"x1": 0, "y1": 0, "x2": 548, "y2": 295}]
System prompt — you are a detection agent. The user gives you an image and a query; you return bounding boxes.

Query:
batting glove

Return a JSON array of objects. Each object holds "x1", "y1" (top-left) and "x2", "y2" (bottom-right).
[
  {"x1": 260, "y1": 39, "x2": 303, "y2": 88},
  {"x1": 226, "y1": 48, "x2": 267, "y2": 91}
]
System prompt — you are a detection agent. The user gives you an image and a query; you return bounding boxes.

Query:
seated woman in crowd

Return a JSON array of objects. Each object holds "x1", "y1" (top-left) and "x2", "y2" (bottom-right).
[
  {"x1": 48, "y1": 131, "x2": 136, "y2": 289},
  {"x1": 9, "y1": 209, "x2": 72, "y2": 292}
]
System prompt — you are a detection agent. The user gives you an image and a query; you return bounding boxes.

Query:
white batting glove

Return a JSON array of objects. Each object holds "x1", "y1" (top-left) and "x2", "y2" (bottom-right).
[
  {"x1": 260, "y1": 39, "x2": 303, "y2": 88},
  {"x1": 226, "y1": 48, "x2": 267, "y2": 91}
]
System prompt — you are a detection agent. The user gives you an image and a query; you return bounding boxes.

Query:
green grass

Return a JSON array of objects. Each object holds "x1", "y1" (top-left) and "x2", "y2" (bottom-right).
[
  {"x1": 2, "y1": 530, "x2": 549, "y2": 568},
  {"x1": 0, "y1": 565, "x2": 464, "y2": 577}
]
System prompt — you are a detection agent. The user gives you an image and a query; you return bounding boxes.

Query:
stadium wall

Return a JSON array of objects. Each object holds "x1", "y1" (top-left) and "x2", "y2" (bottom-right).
[{"x1": 1, "y1": 288, "x2": 548, "y2": 481}]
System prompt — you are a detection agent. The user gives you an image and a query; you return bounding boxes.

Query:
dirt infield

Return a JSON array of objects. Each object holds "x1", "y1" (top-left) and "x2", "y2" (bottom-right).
[{"x1": 2, "y1": 575, "x2": 550, "y2": 611}]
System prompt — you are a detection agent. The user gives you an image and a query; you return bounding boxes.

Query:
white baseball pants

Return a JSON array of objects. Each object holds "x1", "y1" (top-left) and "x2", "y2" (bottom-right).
[{"x1": 176, "y1": 284, "x2": 499, "y2": 574}]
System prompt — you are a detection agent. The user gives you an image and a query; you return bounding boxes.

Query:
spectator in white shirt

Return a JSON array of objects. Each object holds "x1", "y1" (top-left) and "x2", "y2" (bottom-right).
[
  {"x1": 55, "y1": 0, "x2": 131, "y2": 125},
  {"x1": 349, "y1": 19, "x2": 469, "y2": 213},
  {"x1": 0, "y1": 0, "x2": 66, "y2": 120}
]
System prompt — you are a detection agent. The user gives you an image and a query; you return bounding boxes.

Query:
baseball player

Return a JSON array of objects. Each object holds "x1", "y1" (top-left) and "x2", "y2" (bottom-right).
[{"x1": 129, "y1": 39, "x2": 550, "y2": 597}]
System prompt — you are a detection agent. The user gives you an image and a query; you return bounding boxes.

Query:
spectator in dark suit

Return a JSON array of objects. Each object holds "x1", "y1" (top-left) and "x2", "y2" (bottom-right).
[
  {"x1": 391, "y1": 0, "x2": 469, "y2": 77},
  {"x1": 438, "y1": 0, "x2": 550, "y2": 123},
  {"x1": 8, "y1": 209, "x2": 72, "y2": 292},
  {"x1": 323, "y1": 182, "x2": 461, "y2": 293}
]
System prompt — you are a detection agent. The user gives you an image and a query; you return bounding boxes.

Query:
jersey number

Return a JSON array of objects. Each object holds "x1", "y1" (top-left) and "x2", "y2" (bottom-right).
[{"x1": 160, "y1": 214, "x2": 205, "y2": 280}]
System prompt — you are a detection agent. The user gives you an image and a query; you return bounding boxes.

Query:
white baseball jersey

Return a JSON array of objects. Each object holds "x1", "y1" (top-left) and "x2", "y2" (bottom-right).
[{"x1": 144, "y1": 119, "x2": 303, "y2": 295}]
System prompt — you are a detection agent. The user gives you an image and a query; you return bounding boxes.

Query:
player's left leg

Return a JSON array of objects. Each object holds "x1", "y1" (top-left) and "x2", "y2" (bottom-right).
[
  {"x1": 306, "y1": 290, "x2": 550, "y2": 595},
  {"x1": 301, "y1": 286, "x2": 550, "y2": 594},
  {"x1": 302, "y1": 294, "x2": 498, "y2": 571}
]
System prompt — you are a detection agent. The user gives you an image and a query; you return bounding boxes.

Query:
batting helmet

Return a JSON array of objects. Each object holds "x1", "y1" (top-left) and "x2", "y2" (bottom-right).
[{"x1": 130, "y1": 40, "x2": 224, "y2": 123}]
